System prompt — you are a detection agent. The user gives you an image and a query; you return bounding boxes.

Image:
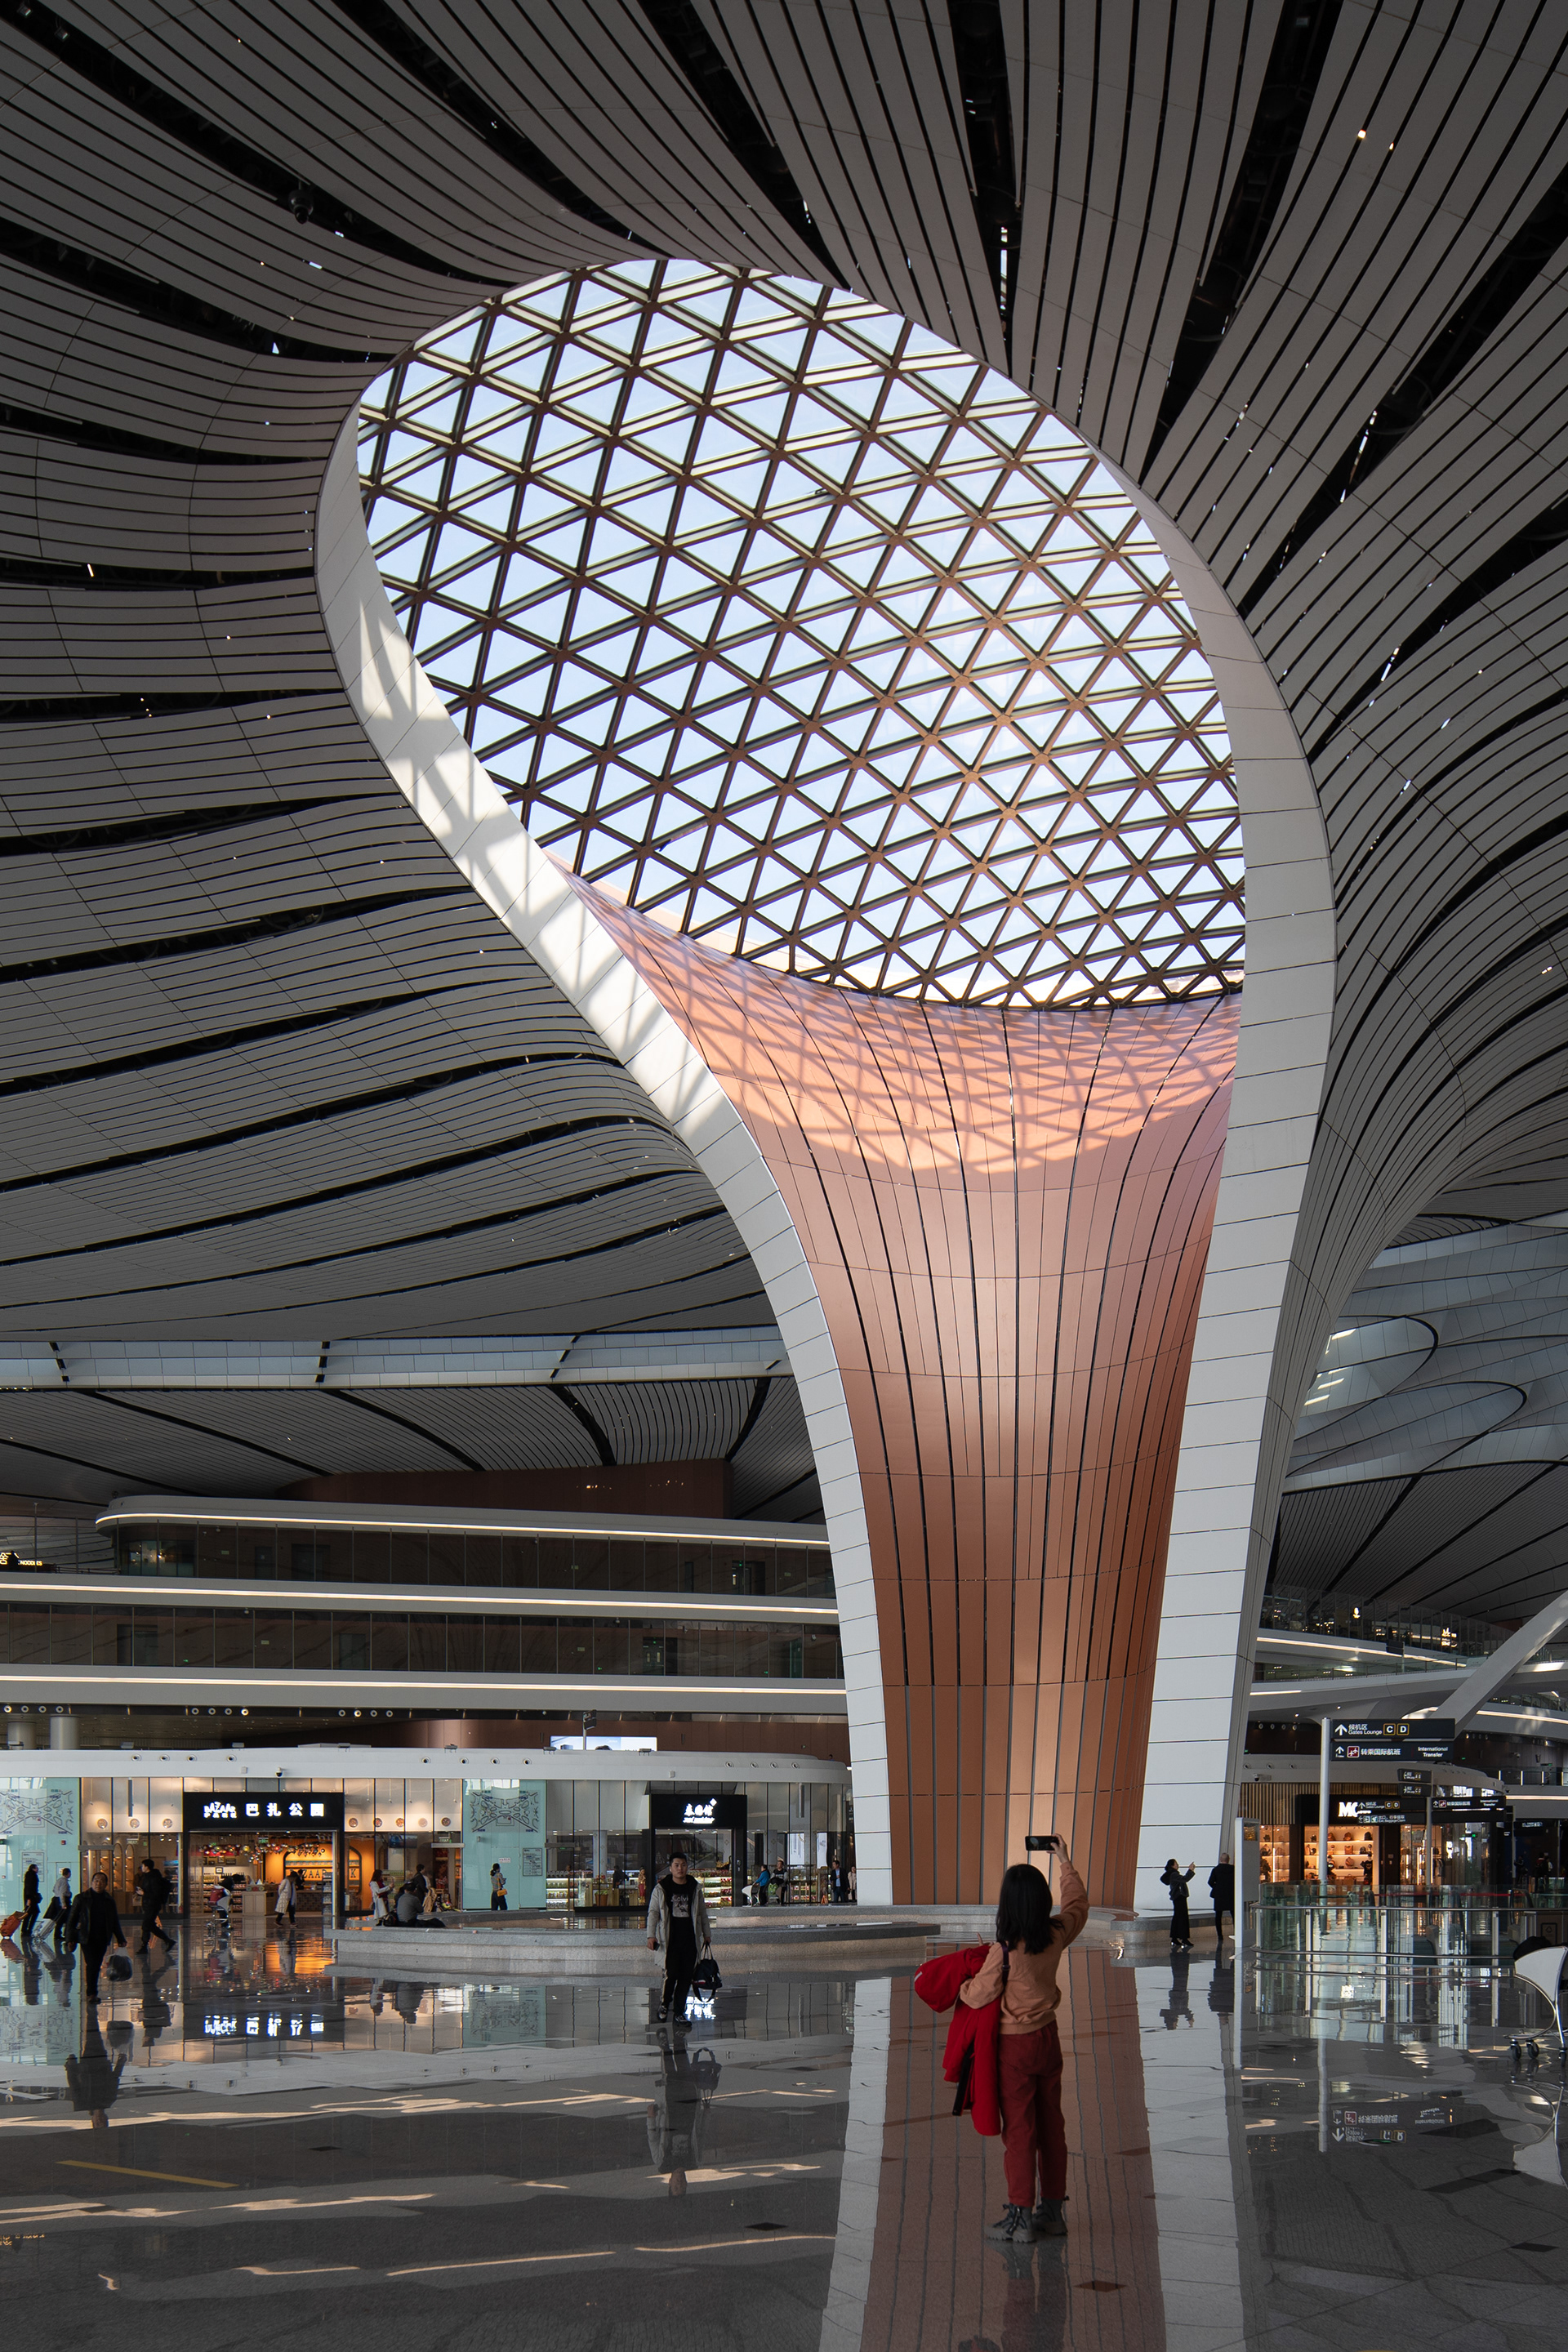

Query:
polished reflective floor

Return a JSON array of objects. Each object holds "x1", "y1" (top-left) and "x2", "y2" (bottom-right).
[{"x1": 2, "y1": 1923, "x2": 1566, "y2": 2347}]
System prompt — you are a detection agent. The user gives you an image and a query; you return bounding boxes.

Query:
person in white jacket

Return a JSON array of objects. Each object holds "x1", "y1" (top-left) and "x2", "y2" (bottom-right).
[{"x1": 645, "y1": 1851, "x2": 711, "y2": 2026}]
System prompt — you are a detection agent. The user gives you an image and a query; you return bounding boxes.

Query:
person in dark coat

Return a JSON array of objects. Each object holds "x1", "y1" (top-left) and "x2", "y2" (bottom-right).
[
  {"x1": 66, "y1": 1872, "x2": 127, "y2": 2000},
  {"x1": 1208, "y1": 1853, "x2": 1236, "y2": 1944},
  {"x1": 20, "y1": 1860, "x2": 41, "y2": 1943},
  {"x1": 135, "y1": 1860, "x2": 176, "y2": 1954},
  {"x1": 1160, "y1": 1860, "x2": 1195, "y2": 1949}
]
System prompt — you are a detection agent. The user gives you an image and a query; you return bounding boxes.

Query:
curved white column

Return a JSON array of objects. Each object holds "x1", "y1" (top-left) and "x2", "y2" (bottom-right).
[
  {"x1": 1110, "y1": 474, "x2": 1336, "y2": 1916},
  {"x1": 315, "y1": 416, "x2": 893, "y2": 1901}
]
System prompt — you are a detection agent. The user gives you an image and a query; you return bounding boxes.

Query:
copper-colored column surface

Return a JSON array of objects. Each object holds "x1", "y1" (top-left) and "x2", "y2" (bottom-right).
[{"x1": 582, "y1": 886, "x2": 1237, "y2": 1906}]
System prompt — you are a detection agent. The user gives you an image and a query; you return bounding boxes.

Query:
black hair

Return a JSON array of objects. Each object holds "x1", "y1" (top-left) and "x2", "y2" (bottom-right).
[
  {"x1": 667, "y1": 1847, "x2": 686, "y2": 1864},
  {"x1": 995, "y1": 1861, "x2": 1054, "y2": 1954}
]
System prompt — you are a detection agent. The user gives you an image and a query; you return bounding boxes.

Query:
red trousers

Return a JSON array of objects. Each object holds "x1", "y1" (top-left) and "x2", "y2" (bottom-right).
[{"x1": 998, "y1": 2025, "x2": 1067, "y2": 2207}]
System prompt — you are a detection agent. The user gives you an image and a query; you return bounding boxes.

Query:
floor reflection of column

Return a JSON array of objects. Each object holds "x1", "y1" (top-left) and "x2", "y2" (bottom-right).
[
  {"x1": 857, "y1": 1952, "x2": 1167, "y2": 2350},
  {"x1": 819, "y1": 1975, "x2": 893, "y2": 2352},
  {"x1": 1138, "y1": 1949, "x2": 1245, "y2": 2351}
]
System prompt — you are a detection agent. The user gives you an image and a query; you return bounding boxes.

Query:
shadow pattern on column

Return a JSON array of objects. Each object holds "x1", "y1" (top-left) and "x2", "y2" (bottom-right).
[{"x1": 583, "y1": 887, "x2": 1237, "y2": 1906}]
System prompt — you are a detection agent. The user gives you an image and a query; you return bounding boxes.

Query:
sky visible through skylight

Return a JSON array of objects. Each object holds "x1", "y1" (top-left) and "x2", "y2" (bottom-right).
[{"x1": 360, "y1": 262, "x2": 1242, "y2": 1008}]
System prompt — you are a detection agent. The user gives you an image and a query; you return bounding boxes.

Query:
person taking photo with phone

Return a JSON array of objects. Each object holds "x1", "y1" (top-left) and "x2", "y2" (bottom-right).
[{"x1": 960, "y1": 1837, "x2": 1088, "y2": 2245}]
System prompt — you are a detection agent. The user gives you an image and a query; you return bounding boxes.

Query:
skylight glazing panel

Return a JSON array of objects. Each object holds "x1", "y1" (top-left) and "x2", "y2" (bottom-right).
[{"x1": 361, "y1": 262, "x2": 1244, "y2": 1008}]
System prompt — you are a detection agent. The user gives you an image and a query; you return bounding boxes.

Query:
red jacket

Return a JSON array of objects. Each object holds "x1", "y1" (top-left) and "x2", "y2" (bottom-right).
[{"x1": 914, "y1": 1943, "x2": 1002, "y2": 2136}]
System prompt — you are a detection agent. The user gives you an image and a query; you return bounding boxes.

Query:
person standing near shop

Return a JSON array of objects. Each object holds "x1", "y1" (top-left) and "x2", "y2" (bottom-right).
[
  {"x1": 274, "y1": 1869, "x2": 297, "y2": 1937},
  {"x1": 135, "y1": 1859, "x2": 176, "y2": 1956},
  {"x1": 960, "y1": 1846, "x2": 1089, "y2": 2245},
  {"x1": 754, "y1": 1861, "x2": 770, "y2": 1907},
  {"x1": 1208, "y1": 1853, "x2": 1235, "y2": 1944},
  {"x1": 489, "y1": 1861, "x2": 508, "y2": 1912},
  {"x1": 66, "y1": 1871, "x2": 127, "y2": 2002},
  {"x1": 1161, "y1": 1859, "x2": 1195, "y2": 1950},
  {"x1": 646, "y1": 1850, "x2": 711, "y2": 2027},
  {"x1": 20, "y1": 1860, "x2": 41, "y2": 1944}
]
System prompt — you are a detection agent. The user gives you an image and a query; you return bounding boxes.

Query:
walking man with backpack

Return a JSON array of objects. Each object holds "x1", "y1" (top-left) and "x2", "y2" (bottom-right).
[{"x1": 646, "y1": 1851, "x2": 711, "y2": 2028}]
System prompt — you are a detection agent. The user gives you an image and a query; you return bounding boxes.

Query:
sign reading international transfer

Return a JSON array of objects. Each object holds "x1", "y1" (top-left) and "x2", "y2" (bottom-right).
[
  {"x1": 183, "y1": 1790, "x2": 344, "y2": 1833},
  {"x1": 1330, "y1": 1718, "x2": 1454, "y2": 1764}
]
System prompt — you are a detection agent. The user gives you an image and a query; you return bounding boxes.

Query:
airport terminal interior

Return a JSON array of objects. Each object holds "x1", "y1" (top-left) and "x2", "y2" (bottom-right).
[{"x1": 5, "y1": 2, "x2": 1568, "y2": 2343}]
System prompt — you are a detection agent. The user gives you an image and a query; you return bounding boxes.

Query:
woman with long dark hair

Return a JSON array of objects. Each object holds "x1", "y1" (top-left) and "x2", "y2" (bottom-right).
[
  {"x1": 1160, "y1": 1858, "x2": 1195, "y2": 1949},
  {"x1": 960, "y1": 1846, "x2": 1089, "y2": 2245}
]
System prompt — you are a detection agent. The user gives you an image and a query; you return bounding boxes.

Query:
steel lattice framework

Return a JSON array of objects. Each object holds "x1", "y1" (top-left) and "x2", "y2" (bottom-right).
[{"x1": 360, "y1": 263, "x2": 1242, "y2": 1008}]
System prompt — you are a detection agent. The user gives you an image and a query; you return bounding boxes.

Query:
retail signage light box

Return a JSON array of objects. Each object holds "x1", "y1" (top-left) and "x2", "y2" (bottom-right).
[
  {"x1": 1330, "y1": 1717, "x2": 1454, "y2": 1764},
  {"x1": 184, "y1": 1790, "x2": 344, "y2": 1833}
]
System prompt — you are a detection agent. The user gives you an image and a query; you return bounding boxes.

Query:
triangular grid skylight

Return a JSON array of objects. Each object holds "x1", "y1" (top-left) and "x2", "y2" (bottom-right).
[{"x1": 360, "y1": 261, "x2": 1243, "y2": 1008}]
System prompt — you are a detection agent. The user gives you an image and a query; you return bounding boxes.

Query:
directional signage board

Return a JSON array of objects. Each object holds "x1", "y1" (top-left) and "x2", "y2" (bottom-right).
[
  {"x1": 1330, "y1": 1717, "x2": 1454, "y2": 1764},
  {"x1": 1430, "y1": 1786, "x2": 1508, "y2": 1823}
]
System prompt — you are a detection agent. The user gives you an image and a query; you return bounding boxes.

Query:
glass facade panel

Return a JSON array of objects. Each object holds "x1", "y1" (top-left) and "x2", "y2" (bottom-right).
[
  {"x1": 342, "y1": 1778, "x2": 372, "y2": 1833},
  {"x1": 446, "y1": 1617, "x2": 483, "y2": 1674},
  {"x1": 49, "y1": 1605, "x2": 91, "y2": 1664},
  {"x1": 156, "y1": 1524, "x2": 196, "y2": 1575},
  {"x1": 427, "y1": 1530, "x2": 463, "y2": 1587},
  {"x1": 334, "y1": 1615, "x2": 371, "y2": 1673},
  {"x1": 679, "y1": 1544, "x2": 710, "y2": 1593},
  {"x1": 501, "y1": 1535, "x2": 537, "y2": 1586},
  {"x1": 374, "y1": 1615, "x2": 408, "y2": 1673},
  {"x1": 572, "y1": 1538, "x2": 609, "y2": 1588},
  {"x1": 373, "y1": 1779, "x2": 405, "y2": 1833},
  {"x1": 130, "y1": 1609, "x2": 171, "y2": 1667},
  {"x1": 235, "y1": 1525, "x2": 276, "y2": 1579},
  {"x1": 389, "y1": 1532, "x2": 427, "y2": 1585},
  {"x1": 174, "y1": 1610, "x2": 213, "y2": 1668},
  {"x1": 558, "y1": 1621, "x2": 592, "y2": 1678},
  {"x1": 434, "y1": 1779, "x2": 461, "y2": 1835},
  {"x1": 537, "y1": 1537, "x2": 572, "y2": 1589},
  {"x1": 593, "y1": 1619, "x2": 629, "y2": 1674},
  {"x1": 253, "y1": 1612, "x2": 292, "y2": 1669},
  {"x1": 408, "y1": 1616, "x2": 446, "y2": 1673},
  {"x1": 292, "y1": 1611, "x2": 332, "y2": 1670},
  {"x1": 290, "y1": 1536, "x2": 331, "y2": 1582},
  {"x1": 608, "y1": 1539, "x2": 644, "y2": 1589},
  {"x1": 466, "y1": 1534, "x2": 501, "y2": 1586},
  {"x1": 352, "y1": 1529, "x2": 390, "y2": 1584},
  {"x1": 644, "y1": 1542, "x2": 679, "y2": 1592},
  {"x1": 484, "y1": 1616, "x2": 521, "y2": 1674},
  {"x1": 198, "y1": 1523, "x2": 237, "y2": 1578},
  {"x1": 9, "y1": 1607, "x2": 48, "y2": 1664},
  {"x1": 213, "y1": 1610, "x2": 253, "y2": 1668},
  {"x1": 519, "y1": 1620, "x2": 557, "y2": 1673}
]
